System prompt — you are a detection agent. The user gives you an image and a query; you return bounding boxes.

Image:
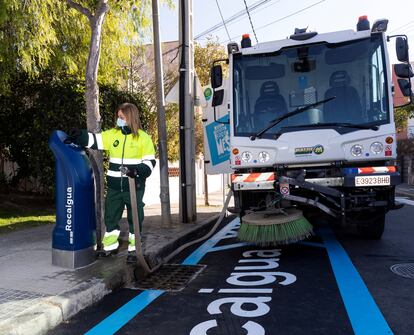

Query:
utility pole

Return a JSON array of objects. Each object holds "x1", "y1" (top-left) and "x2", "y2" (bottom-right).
[
  {"x1": 152, "y1": 0, "x2": 171, "y2": 225},
  {"x1": 179, "y1": 0, "x2": 197, "y2": 223}
]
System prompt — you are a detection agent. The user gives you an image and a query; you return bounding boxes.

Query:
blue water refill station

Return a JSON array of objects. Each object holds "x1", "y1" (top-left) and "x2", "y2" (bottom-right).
[{"x1": 49, "y1": 130, "x2": 96, "y2": 268}]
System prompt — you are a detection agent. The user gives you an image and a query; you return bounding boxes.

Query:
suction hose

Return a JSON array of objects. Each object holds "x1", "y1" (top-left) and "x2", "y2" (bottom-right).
[{"x1": 130, "y1": 178, "x2": 233, "y2": 275}]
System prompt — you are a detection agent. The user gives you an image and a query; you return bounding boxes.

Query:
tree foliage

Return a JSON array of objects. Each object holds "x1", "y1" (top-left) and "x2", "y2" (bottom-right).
[
  {"x1": 194, "y1": 38, "x2": 227, "y2": 87},
  {"x1": 0, "y1": 0, "x2": 155, "y2": 93},
  {"x1": 0, "y1": 0, "x2": 174, "y2": 196},
  {"x1": 0, "y1": 73, "x2": 150, "y2": 195},
  {"x1": 394, "y1": 104, "x2": 414, "y2": 130}
]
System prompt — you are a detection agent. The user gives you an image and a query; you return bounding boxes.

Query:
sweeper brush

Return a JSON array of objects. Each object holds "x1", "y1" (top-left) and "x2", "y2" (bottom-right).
[{"x1": 237, "y1": 208, "x2": 313, "y2": 246}]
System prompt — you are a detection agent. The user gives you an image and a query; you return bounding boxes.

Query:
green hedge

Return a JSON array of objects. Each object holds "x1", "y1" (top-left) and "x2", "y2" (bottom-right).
[{"x1": 0, "y1": 72, "x2": 150, "y2": 195}]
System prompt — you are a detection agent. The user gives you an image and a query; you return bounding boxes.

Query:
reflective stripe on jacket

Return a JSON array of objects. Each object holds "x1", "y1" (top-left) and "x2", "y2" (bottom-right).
[{"x1": 77, "y1": 128, "x2": 156, "y2": 191}]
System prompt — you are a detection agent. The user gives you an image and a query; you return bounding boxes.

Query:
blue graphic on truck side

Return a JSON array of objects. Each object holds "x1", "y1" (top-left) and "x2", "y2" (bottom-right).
[{"x1": 206, "y1": 114, "x2": 230, "y2": 166}]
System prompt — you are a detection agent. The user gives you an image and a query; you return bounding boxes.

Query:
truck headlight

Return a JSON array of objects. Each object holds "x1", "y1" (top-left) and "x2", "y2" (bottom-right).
[
  {"x1": 370, "y1": 142, "x2": 383, "y2": 154},
  {"x1": 350, "y1": 144, "x2": 363, "y2": 157},
  {"x1": 258, "y1": 151, "x2": 270, "y2": 163},
  {"x1": 241, "y1": 151, "x2": 252, "y2": 162}
]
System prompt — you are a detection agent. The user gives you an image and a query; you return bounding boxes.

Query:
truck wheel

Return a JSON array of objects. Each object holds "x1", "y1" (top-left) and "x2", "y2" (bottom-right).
[{"x1": 356, "y1": 210, "x2": 385, "y2": 240}]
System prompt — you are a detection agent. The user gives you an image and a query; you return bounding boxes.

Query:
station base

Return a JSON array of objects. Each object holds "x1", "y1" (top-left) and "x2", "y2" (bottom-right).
[{"x1": 52, "y1": 246, "x2": 95, "y2": 269}]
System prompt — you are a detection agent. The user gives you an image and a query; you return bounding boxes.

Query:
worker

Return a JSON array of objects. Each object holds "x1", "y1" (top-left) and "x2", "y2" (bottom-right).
[{"x1": 67, "y1": 102, "x2": 156, "y2": 259}]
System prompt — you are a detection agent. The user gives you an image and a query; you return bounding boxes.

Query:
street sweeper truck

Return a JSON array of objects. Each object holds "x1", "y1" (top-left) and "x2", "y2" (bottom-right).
[{"x1": 203, "y1": 16, "x2": 413, "y2": 245}]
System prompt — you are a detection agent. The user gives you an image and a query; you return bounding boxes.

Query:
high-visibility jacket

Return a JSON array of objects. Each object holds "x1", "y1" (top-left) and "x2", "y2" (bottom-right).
[{"x1": 76, "y1": 128, "x2": 156, "y2": 191}]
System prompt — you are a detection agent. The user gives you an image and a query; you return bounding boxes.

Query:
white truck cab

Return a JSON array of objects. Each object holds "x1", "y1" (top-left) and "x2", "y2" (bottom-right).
[{"x1": 205, "y1": 17, "x2": 413, "y2": 239}]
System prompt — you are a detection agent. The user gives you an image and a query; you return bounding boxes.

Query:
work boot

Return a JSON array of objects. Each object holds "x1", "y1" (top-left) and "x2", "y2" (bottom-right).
[
  {"x1": 102, "y1": 229, "x2": 120, "y2": 251},
  {"x1": 128, "y1": 233, "x2": 145, "y2": 252},
  {"x1": 128, "y1": 233, "x2": 135, "y2": 252}
]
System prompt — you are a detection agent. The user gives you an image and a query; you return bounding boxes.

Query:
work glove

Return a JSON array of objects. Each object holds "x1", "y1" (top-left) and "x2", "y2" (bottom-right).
[
  {"x1": 64, "y1": 128, "x2": 81, "y2": 144},
  {"x1": 119, "y1": 166, "x2": 139, "y2": 178},
  {"x1": 125, "y1": 168, "x2": 138, "y2": 178},
  {"x1": 68, "y1": 128, "x2": 82, "y2": 138}
]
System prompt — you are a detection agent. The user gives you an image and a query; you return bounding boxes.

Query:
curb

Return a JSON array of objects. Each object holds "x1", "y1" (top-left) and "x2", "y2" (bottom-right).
[
  {"x1": 0, "y1": 279, "x2": 109, "y2": 335},
  {"x1": 0, "y1": 214, "x2": 221, "y2": 335},
  {"x1": 396, "y1": 189, "x2": 414, "y2": 198}
]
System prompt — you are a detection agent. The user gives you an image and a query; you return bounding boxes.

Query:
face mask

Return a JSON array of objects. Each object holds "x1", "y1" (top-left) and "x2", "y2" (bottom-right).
[{"x1": 116, "y1": 118, "x2": 127, "y2": 128}]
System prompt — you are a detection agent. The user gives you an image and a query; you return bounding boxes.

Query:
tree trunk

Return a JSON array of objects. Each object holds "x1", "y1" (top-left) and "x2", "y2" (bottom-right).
[
  {"x1": 87, "y1": 5, "x2": 109, "y2": 248},
  {"x1": 66, "y1": 0, "x2": 109, "y2": 248}
]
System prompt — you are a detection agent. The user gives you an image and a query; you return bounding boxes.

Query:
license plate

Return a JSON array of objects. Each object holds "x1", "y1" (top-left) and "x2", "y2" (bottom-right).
[{"x1": 355, "y1": 175, "x2": 390, "y2": 187}]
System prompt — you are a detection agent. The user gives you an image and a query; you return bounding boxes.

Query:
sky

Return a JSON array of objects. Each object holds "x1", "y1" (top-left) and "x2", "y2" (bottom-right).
[{"x1": 158, "y1": 0, "x2": 414, "y2": 64}]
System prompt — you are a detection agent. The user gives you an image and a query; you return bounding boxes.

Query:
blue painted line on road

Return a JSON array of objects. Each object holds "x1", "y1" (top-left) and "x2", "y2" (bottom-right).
[
  {"x1": 208, "y1": 241, "x2": 251, "y2": 252},
  {"x1": 297, "y1": 241, "x2": 325, "y2": 248},
  {"x1": 320, "y1": 226, "x2": 393, "y2": 335},
  {"x1": 84, "y1": 290, "x2": 164, "y2": 335},
  {"x1": 182, "y1": 217, "x2": 240, "y2": 265}
]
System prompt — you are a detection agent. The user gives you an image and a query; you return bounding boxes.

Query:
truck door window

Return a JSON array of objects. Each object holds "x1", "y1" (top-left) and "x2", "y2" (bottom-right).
[{"x1": 370, "y1": 45, "x2": 387, "y2": 120}]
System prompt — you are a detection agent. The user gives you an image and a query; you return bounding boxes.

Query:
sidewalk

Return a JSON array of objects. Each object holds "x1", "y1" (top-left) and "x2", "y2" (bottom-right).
[
  {"x1": 0, "y1": 191, "x2": 228, "y2": 335},
  {"x1": 396, "y1": 183, "x2": 414, "y2": 198}
]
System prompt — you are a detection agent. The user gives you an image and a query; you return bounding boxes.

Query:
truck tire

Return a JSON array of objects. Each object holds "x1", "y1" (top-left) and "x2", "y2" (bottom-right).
[{"x1": 356, "y1": 209, "x2": 385, "y2": 240}]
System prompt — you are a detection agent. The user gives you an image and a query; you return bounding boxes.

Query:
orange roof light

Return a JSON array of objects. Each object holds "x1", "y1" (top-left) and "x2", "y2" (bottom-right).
[
  {"x1": 232, "y1": 148, "x2": 239, "y2": 155},
  {"x1": 359, "y1": 15, "x2": 368, "y2": 21},
  {"x1": 242, "y1": 34, "x2": 250, "y2": 39}
]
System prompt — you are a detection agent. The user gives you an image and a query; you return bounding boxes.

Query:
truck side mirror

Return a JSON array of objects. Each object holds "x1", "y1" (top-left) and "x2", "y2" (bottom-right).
[
  {"x1": 397, "y1": 78, "x2": 412, "y2": 97},
  {"x1": 394, "y1": 63, "x2": 414, "y2": 78},
  {"x1": 212, "y1": 89, "x2": 224, "y2": 107},
  {"x1": 396, "y1": 37, "x2": 409, "y2": 62},
  {"x1": 211, "y1": 65, "x2": 223, "y2": 89}
]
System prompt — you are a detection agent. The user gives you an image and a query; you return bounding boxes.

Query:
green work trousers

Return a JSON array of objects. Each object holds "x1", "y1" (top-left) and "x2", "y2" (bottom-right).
[{"x1": 104, "y1": 187, "x2": 145, "y2": 234}]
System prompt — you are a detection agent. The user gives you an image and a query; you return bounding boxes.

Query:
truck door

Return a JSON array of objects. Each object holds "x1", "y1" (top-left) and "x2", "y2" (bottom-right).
[{"x1": 202, "y1": 80, "x2": 231, "y2": 174}]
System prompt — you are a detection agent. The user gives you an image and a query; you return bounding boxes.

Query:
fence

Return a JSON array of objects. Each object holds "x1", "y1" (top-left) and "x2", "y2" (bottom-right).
[{"x1": 143, "y1": 159, "x2": 225, "y2": 206}]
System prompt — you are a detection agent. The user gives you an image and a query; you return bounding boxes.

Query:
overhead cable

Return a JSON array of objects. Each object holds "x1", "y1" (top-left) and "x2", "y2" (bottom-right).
[
  {"x1": 216, "y1": 0, "x2": 280, "y2": 31},
  {"x1": 215, "y1": 0, "x2": 232, "y2": 41},
  {"x1": 227, "y1": 0, "x2": 326, "y2": 42},
  {"x1": 194, "y1": 0, "x2": 275, "y2": 40},
  {"x1": 389, "y1": 19, "x2": 414, "y2": 34},
  {"x1": 243, "y1": 0, "x2": 259, "y2": 42},
  {"x1": 255, "y1": 0, "x2": 326, "y2": 32}
]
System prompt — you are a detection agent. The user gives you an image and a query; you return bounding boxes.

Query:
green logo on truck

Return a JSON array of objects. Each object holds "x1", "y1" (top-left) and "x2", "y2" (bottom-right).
[
  {"x1": 294, "y1": 145, "x2": 324, "y2": 156},
  {"x1": 313, "y1": 145, "x2": 324, "y2": 155}
]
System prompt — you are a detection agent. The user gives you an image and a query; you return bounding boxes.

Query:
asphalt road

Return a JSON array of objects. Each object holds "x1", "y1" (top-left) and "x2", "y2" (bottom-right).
[{"x1": 50, "y1": 198, "x2": 414, "y2": 335}]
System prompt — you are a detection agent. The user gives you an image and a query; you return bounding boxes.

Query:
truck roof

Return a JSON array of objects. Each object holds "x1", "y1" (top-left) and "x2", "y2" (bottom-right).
[{"x1": 239, "y1": 29, "x2": 373, "y2": 56}]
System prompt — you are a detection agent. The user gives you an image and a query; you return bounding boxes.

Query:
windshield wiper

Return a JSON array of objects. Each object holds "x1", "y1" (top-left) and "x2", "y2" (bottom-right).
[
  {"x1": 279, "y1": 122, "x2": 379, "y2": 131},
  {"x1": 250, "y1": 96, "x2": 336, "y2": 140}
]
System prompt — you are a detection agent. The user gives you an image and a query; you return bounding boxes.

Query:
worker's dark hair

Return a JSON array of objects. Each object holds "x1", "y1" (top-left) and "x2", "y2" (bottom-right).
[{"x1": 115, "y1": 102, "x2": 142, "y2": 138}]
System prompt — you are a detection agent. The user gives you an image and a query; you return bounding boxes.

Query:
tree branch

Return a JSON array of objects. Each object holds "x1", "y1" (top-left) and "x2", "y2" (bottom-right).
[
  {"x1": 66, "y1": 0, "x2": 93, "y2": 20},
  {"x1": 96, "y1": 0, "x2": 109, "y2": 18}
]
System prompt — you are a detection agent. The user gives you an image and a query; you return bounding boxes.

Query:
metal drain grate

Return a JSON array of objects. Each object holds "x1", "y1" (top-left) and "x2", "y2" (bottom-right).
[
  {"x1": 135, "y1": 264, "x2": 205, "y2": 291},
  {"x1": 390, "y1": 263, "x2": 414, "y2": 279}
]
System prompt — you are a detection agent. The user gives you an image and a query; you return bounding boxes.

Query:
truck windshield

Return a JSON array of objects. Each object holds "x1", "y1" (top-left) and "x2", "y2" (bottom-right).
[{"x1": 232, "y1": 35, "x2": 389, "y2": 138}]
